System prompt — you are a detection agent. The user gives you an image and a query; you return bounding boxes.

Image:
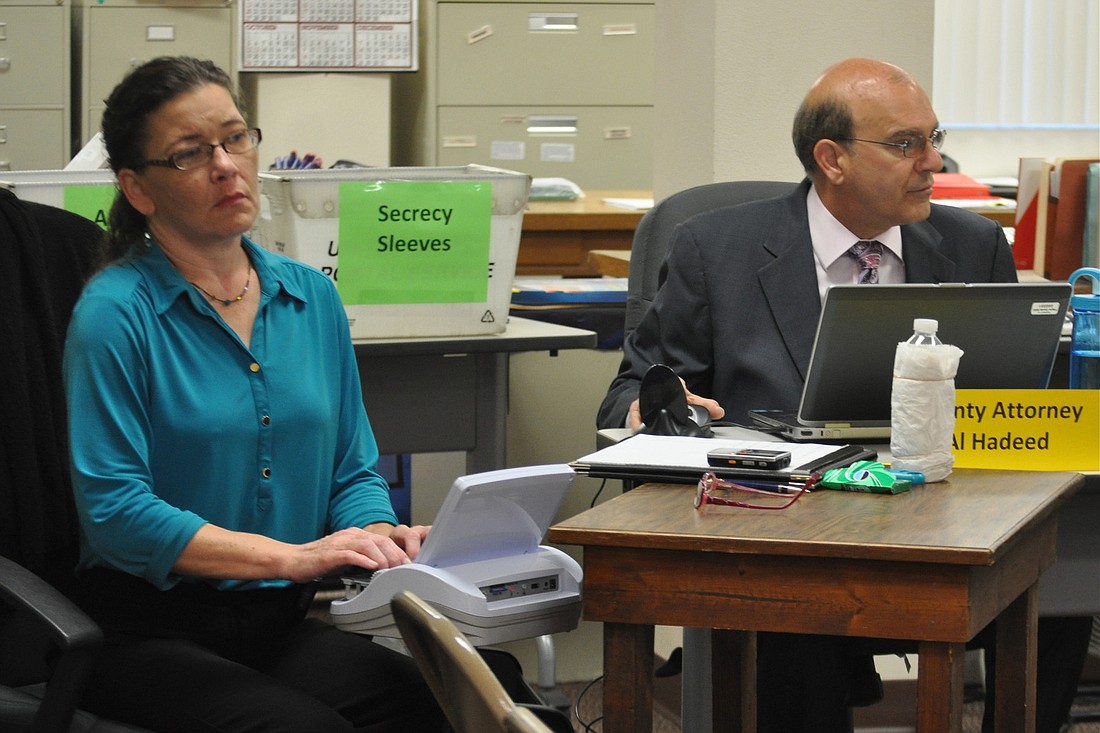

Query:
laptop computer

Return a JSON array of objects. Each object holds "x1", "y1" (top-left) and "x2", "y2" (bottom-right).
[{"x1": 748, "y1": 282, "x2": 1072, "y2": 442}]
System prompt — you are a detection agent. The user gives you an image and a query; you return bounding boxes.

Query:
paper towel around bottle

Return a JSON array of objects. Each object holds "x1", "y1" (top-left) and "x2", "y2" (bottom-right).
[{"x1": 890, "y1": 341, "x2": 964, "y2": 482}]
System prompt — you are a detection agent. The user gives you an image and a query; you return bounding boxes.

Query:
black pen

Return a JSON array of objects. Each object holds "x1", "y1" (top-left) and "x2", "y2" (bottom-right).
[{"x1": 795, "y1": 445, "x2": 868, "y2": 473}]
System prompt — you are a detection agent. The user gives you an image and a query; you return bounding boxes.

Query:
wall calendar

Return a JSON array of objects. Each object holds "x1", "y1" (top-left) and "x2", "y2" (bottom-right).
[{"x1": 240, "y1": 0, "x2": 417, "y2": 71}]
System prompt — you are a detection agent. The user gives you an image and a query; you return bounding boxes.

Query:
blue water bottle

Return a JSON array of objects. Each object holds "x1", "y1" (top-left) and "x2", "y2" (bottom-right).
[{"x1": 1068, "y1": 267, "x2": 1100, "y2": 390}]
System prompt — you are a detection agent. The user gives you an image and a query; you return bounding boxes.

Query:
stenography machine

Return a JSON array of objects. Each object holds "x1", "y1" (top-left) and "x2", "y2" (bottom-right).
[{"x1": 330, "y1": 464, "x2": 583, "y2": 646}]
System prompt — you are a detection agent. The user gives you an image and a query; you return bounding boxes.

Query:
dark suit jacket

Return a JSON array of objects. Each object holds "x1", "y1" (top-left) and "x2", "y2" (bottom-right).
[{"x1": 597, "y1": 179, "x2": 1018, "y2": 429}]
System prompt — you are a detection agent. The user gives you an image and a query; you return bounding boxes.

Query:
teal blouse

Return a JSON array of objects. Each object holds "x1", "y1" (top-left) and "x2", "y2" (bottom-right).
[{"x1": 64, "y1": 237, "x2": 397, "y2": 591}]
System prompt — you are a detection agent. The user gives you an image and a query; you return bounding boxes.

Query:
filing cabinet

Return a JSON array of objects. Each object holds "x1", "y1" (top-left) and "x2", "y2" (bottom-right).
[
  {"x1": 394, "y1": 0, "x2": 654, "y2": 190},
  {"x1": 0, "y1": 0, "x2": 71, "y2": 170},
  {"x1": 73, "y1": 0, "x2": 236, "y2": 148}
]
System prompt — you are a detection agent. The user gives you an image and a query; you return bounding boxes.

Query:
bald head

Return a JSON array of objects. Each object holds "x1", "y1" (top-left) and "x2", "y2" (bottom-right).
[{"x1": 792, "y1": 58, "x2": 927, "y2": 175}]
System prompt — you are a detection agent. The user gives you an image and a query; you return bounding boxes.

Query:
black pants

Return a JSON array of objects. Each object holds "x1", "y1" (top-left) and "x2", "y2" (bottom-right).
[
  {"x1": 756, "y1": 632, "x2": 856, "y2": 733},
  {"x1": 756, "y1": 616, "x2": 1094, "y2": 733},
  {"x1": 980, "y1": 615, "x2": 1095, "y2": 733},
  {"x1": 71, "y1": 568, "x2": 450, "y2": 733}
]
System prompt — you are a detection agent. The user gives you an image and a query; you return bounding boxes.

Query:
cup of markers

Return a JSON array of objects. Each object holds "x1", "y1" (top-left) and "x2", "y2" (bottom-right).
[{"x1": 272, "y1": 151, "x2": 323, "y2": 169}]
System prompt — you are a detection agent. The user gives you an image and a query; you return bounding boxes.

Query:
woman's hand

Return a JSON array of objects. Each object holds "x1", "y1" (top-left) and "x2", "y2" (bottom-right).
[
  {"x1": 364, "y1": 522, "x2": 431, "y2": 561},
  {"x1": 174, "y1": 522, "x2": 432, "y2": 584},
  {"x1": 282, "y1": 524, "x2": 431, "y2": 582}
]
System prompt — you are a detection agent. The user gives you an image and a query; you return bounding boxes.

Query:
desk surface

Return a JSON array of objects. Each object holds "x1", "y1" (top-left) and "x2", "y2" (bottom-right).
[
  {"x1": 522, "y1": 190, "x2": 650, "y2": 231},
  {"x1": 352, "y1": 317, "x2": 596, "y2": 470},
  {"x1": 518, "y1": 191, "x2": 649, "y2": 276},
  {"x1": 352, "y1": 315, "x2": 597, "y2": 357},
  {"x1": 551, "y1": 469, "x2": 1080, "y2": 568}
]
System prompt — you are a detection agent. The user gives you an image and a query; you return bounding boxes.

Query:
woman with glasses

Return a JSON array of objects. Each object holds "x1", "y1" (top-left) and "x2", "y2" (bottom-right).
[{"x1": 63, "y1": 56, "x2": 449, "y2": 732}]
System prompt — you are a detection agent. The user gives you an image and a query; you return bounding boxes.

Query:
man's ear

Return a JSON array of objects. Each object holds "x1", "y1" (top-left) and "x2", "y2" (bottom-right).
[
  {"x1": 813, "y1": 139, "x2": 847, "y2": 185},
  {"x1": 117, "y1": 169, "x2": 156, "y2": 217}
]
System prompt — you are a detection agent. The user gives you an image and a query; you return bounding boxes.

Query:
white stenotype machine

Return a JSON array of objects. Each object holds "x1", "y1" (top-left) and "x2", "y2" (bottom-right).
[{"x1": 330, "y1": 464, "x2": 583, "y2": 646}]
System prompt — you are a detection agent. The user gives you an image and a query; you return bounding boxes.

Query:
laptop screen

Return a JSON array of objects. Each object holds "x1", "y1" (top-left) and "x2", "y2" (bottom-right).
[{"x1": 797, "y1": 282, "x2": 1072, "y2": 427}]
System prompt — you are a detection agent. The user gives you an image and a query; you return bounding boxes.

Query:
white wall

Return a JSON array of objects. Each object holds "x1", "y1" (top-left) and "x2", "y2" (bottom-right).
[
  {"x1": 654, "y1": 0, "x2": 935, "y2": 199},
  {"x1": 240, "y1": 73, "x2": 392, "y2": 170},
  {"x1": 652, "y1": 1, "x2": 1098, "y2": 193}
]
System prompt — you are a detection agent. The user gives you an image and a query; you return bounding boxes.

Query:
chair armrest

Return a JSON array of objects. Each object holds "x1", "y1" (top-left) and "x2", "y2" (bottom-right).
[{"x1": 0, "y1": 555, "x2": 103, "y2": 733}]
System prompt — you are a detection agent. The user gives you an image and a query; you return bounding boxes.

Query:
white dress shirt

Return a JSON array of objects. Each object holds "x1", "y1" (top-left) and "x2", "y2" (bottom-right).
[{"x1": 806, "y1": 185, "x2": 906, "y2": 303}]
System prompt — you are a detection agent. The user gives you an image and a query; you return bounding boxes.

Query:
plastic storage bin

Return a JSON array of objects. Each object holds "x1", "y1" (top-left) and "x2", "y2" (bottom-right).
[
  {"x1": 0, "y1": 169, "x2": 117, "y2": 225},
  {"x1": 256, "y1": 165, "x2": 531, "y2": 339}
]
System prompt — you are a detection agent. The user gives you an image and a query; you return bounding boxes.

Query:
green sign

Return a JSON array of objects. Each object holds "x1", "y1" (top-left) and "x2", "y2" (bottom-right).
[
  {"x1": 63, "y1": 185, "x2": 115, "y2": 230},
  {"x1": 336, "y1": 180, "x2": 493, "y2": 305}
]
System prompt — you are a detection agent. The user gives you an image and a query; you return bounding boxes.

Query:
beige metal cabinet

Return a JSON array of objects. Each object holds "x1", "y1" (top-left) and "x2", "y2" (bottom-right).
[
  {"x1": 0, "y1": 0, "x2": 71, "y2": 170},
  {"x1": 395, "y1": 0, "x2": 654, "y2": 190},
  {"x1": 74, "y1": 0, "x2": 235, "y2": 147}
]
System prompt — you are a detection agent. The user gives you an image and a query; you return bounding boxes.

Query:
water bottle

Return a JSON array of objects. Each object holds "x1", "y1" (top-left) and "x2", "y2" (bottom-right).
[
  {"x1": 890, "y1": 318, "x2": 964, "y2": 482},
  {"x1": 906, "y1": 318, "x2": 942, "y2": 346},
  {"x1": 1068, "y1": 268, "x2": 1100, "y2": 390}
]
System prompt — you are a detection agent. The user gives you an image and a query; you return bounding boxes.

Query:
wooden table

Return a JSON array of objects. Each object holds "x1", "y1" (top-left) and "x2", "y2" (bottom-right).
[
  {"x1": 518, "y1": 190, "x2": 649, "y2": 276},
  {"x1": 548, "y1": 469, "x2": 1083, "y2": 733}
]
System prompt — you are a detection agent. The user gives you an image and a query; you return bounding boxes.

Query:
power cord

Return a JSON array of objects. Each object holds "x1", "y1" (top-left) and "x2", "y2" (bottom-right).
[
  {"x1": 589, "y1": 478, "x2": 608, "y2": 508},
  {"x1": 574, "y1": 675, "x2": 604, "y2": 732}
]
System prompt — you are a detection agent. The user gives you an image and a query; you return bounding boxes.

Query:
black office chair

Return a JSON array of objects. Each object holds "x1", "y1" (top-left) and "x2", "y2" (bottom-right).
[
  {"x1": 624, "y1": 180, "x2": 797, "y2": 337},
  {"x1": 939, "y1": 152, "x2": 960, "y2": 173},
  {"x1": 0, "y1": 189, "x2": 152, "y2": 733}
]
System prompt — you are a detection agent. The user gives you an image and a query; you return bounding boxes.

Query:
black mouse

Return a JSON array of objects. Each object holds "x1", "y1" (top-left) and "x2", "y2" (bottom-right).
[{"x1": 638, "y1": 364, "x2": 713, "y2": 438}]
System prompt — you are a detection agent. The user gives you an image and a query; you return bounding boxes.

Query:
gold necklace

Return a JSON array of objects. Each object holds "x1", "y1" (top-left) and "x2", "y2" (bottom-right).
[{"x1": 192, "y1": 267, "x2": 252, "y2": 306}]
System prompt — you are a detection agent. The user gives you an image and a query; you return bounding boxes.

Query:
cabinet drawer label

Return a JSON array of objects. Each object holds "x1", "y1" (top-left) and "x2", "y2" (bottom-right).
[{"x1": 146, "y1": 25, "x2": 176, "y2": 42}]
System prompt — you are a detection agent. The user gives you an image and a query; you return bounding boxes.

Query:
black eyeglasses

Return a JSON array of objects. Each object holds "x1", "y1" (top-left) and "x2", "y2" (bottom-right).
[
  {"x1": 137, "y1": 128, "x2": 262, "y2": 171},
  {"x1": 694, "y1": 471, "x2": 819, "y2": 511},
  {"x1": 837, "y1": 128, "x2": 946, "y2": 158}
]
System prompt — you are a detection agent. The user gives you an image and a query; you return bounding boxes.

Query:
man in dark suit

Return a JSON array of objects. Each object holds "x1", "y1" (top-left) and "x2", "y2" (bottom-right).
[
  {"x1": 597, "y1": 58, "x2": 1091, "y2": 733},
  {"x1": 598, "y1": 57, "x2": 1016, "y2": 430}
]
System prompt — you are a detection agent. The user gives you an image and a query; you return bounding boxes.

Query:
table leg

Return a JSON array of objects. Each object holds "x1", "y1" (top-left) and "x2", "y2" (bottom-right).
[
  {"x1": 603, "y1": 622, "x2": 654, "y2": 733},
  {"x1": 916, "y1": 640, "x2": 966, "y2": 732},
  {"x1": 470, "y1": 353, "x2": 508, "y2": 474},
  {"x1": 992, "y1": 584, "x2": 1039, "y2": 733},
  {"x1": 712, "y1": 629, "x2": 756, "y2": 733}
]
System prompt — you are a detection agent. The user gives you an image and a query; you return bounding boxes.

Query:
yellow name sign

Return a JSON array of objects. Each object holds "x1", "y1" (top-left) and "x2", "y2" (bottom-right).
[{"x1": 953, "y1": 389, "x2": 1100, "y2": 471}]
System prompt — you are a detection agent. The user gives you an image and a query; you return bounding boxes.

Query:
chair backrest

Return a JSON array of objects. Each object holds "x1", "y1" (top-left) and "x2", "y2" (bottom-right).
[
  {"x1": 624, "y1": 180, "x2": 797, "y2": 336},
  {"x1": 0, "y1": 190, "x2": 100, "y2": 589},
  {"x1": 0, "y1": 193, "x2": 153, "y2": 733},
  {"x1": 390, "y1": 590, "x2": 554, "y2": 733}
]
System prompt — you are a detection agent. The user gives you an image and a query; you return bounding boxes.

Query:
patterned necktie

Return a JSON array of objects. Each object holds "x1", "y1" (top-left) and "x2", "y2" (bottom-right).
[{"x1": 849, "y1": 240, "x2": 885, "y2": 284}]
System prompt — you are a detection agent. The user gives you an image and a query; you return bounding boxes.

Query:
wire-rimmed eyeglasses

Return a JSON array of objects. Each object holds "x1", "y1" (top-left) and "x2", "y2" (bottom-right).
[
  {"x1": 837, "y1": 128, "x2": 946, "y2": 158},
  {"x1": 136, "y1": 128, "x2": 263, "y2": 171},
  {"x1": 694, "y1": 471, "x2": 818, "y2": 511}
]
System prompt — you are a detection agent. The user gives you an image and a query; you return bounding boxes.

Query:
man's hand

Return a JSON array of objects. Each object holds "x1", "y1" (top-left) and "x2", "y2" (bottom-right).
[{"x1": 627, "y1": 379, "x2": 725, "y2": 431}]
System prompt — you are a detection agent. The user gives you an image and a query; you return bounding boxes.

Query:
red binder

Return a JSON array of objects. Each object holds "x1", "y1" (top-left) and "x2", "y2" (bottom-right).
[{"x1": 1043, "y1": 158, "x2": 1100, "y2": 280}]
